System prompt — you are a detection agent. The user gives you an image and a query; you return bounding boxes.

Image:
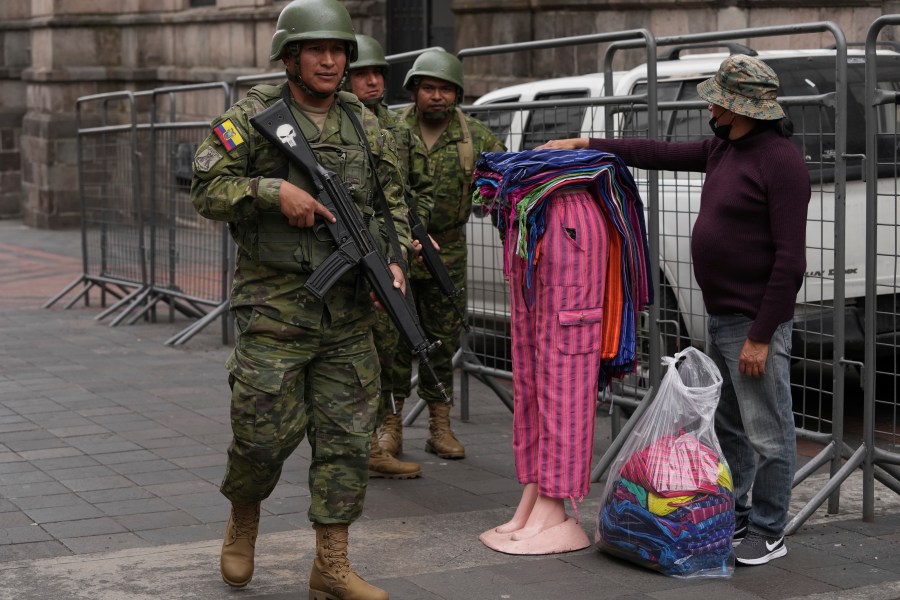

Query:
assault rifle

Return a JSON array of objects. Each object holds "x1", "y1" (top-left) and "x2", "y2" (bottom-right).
[
  {"x1": 408, "y1": 211, "x2": 470, "y2": 332},
  {"x1": 250, "y1": 99, "x2": 450, "y2": 403}
]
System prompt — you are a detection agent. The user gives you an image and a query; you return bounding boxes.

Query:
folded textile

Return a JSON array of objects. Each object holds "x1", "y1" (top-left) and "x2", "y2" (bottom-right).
[{"x1": 473, "y1": 148, "x2": 653, "y2": 383}]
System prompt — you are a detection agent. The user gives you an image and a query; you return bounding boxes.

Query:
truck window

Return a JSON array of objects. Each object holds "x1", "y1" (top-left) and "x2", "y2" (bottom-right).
[
  {"x1": 619, "y1": 80, "x2": 685, "y2": 140},
  {"x1": 470, "y1": 96, "x2": 518, "y2": 139},
  {"x1": 770, "y1": 55, "x2": 900, "y2": 181},
  {"x1": 522, "y1": 90, "x2": 589, "y2": 149}
]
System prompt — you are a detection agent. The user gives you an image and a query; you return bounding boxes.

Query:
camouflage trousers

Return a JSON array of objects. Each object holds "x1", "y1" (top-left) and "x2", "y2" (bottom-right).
[
  {"x1": 392, "y1": 260, "x2": 466, "y2": 404},
  {"x1": 220, "y1": 307, "x2": 380, "y2": 525},
  {"x1": 372, "y1": 311, "x2": 400, "y2": 427}
]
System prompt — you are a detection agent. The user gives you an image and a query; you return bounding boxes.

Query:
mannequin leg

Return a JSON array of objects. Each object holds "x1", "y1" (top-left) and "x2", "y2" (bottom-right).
[
  {"x1": 496, "y1": 483, "x2": 539, "y2": 533},
  {"x1": 509, "y1": 495, "x2": 567, "y2": 540},
  {"x1": 478, "y1": 483, "x2": 539, "y2": 547}
]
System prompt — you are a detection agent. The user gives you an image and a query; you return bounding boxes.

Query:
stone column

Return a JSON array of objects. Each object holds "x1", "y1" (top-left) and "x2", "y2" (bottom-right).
[{"x1": 0, "y1": 0, "x2": 30, "y2": 219}]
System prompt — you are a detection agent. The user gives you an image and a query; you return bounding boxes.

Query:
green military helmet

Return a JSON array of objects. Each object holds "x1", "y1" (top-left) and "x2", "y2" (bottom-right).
[
  {"x1": 403, "y1": 49, "x2": 464, "y2": 96},
  {"x1": 269, "y1": 0, "x2": 358, "y2": 62},
  {"x1": 350, "y1": 34, "x2": 388, "y2": 71}
]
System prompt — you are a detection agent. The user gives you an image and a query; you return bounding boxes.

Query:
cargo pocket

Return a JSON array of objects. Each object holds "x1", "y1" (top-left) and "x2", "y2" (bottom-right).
[
  {"x1": 349, "y1": 349, "x2": 381, "y2": 433},
  {"x1": 227, "y1": 350, "x2": 305, "y2": 449},
  {"x1": 556, "y1": 306, "x2": 604, "y2": 355}
]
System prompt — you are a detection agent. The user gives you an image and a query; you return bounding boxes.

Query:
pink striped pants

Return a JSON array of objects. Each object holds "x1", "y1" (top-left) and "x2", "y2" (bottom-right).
[{"x1": 509, "y1": 189, "x2": 608, "y2": 501}]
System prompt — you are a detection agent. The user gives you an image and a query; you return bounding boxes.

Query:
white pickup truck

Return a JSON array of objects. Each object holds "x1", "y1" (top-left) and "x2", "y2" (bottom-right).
[{"x1": 467, "y1": 47, "x2": 900, "y2": 369}]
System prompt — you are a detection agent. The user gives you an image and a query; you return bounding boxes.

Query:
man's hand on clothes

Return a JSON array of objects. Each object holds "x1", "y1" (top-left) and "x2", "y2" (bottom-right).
[
  {"x1": 739, "y1": 338, "x2": 769, "y2": 379},
  {"x1": 279, "y1": 181, "x2": 336, "y2": 228},
  {"x1": 371, "y1": 263, "x2": 407, "y2": 311},
  {"x1": 535, "y1": 137, "x2": 589, "y2": 151}
]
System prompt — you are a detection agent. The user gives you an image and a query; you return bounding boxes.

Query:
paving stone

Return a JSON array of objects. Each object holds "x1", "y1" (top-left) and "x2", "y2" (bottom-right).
[
  {"x1": 60, "y1": 532, "x2": 150, "y2": 554},
  {"x1": 0, "y1": 540, "x2": 70, "y2": 562},
  {"x1": 0, "y1": 524, "x2": 54, "y2": 544},
  {"x1": 112, "y1": 509, "x2": 200, "y2": 531},
  {"x1": 22, "y1": 503, "x2": 105, "y2": 524},
  {"x1": 59, "y1": 474, "x2": 134, "y2": 492},
  {"x1": 41, "y1": 517, "x2": 127, "y2": 539}
]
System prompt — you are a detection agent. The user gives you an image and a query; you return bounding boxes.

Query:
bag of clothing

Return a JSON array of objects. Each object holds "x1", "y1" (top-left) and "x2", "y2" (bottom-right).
[{"x1": 595, "y1": 346, "x2": 735, "y2": 578}]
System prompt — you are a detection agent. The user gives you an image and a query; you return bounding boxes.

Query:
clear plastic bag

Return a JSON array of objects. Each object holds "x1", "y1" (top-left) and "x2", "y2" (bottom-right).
[{"x1": 595, "y1": 347, "x2": 735, "y2": 578}]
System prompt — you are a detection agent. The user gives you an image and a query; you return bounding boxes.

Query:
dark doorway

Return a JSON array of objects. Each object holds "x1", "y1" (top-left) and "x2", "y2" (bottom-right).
[{"x1": 385, "y1": 0, "x2": 455, "y2": 104}]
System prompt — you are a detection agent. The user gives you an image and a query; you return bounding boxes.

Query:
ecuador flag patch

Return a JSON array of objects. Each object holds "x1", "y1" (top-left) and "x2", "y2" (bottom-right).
[{"x1": 214, "y1": 119, "x2": 245, "y2": 151}]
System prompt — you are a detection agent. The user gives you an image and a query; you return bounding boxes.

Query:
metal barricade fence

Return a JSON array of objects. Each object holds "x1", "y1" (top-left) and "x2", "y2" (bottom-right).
[
  {"x1": 47, "y1": 83, "x2": 234, "y2": 347},
  {"x1": 863, "y1": 15, "x2": 900, "y2": 521},
  {"x1": 46, "y1": 91, "x2": 149, "y2": 318},
  {"x1": 148, "y1": 83, "x2": 233, "y2": 346},
  {"x1": 454, "y1": 22, "x2": 895, "y2": 530}
]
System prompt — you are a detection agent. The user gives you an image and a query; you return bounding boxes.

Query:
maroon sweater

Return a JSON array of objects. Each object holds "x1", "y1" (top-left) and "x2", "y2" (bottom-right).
[{"x1": 589, "y1": 124, "x2": 811, "y2": 343}]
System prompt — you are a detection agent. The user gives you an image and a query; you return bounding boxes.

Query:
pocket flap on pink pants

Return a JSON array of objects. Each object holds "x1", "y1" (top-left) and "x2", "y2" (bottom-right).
[{"x1": 558, "y1": 307, "x2": 604, "y2": 326}]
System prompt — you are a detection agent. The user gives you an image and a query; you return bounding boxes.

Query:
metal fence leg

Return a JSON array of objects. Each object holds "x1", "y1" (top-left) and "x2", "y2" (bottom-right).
[{"x1": 590, "y1": 387, "x2": 655, "y2": 483}]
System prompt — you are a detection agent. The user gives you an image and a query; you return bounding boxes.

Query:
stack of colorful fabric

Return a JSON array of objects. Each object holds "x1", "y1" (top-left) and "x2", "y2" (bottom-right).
[
  {"x1": 473, "y1": 148, "x2": 652, "y2": 384},
  {"x1": 597, "y1": 431, "x2": 735, "y2": 577}
]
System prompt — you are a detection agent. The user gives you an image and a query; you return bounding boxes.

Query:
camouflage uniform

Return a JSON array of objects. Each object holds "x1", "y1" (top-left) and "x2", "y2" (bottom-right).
[
  {"x1": 391, "y1": 106, "x2": 505, "y2": 408},
  {"x1": 192, "y1": 83, "x2": 410, "y2": 525},
  {"x1": 367, "y1": 101, "x2": 434, "y2": 427}
]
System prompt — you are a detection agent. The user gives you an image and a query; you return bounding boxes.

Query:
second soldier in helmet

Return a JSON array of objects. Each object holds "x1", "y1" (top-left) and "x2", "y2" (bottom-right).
[{"x1": 346, "y1": 34, "x2": 433, "y2": 480}]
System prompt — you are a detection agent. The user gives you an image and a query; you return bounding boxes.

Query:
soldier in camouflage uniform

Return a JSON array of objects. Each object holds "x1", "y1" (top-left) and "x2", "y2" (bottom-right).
[
  {"x1": 190, "y1": 2, "x2": 409, "y2": 598},
  {"x1": 347, "y1": 34, "x2": 433, "y2": 479},
  {"x1": 388, "y1": 50, "x2": 505, "y2": 460}
]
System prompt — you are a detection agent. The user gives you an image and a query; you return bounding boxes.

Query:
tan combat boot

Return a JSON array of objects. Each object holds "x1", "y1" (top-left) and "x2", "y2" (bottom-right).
[
  {"x1": 220, "y1": 501, "x2": 260, "y2": 587},
  {"x1": 309, "y1": 523, "x2": 389, "y2": 600},
  {"x1": 376, "y1": 397, "x2": 404, "y2": 456},
  {"x1": 425, "y1": 401, "x2": 465, "y2": 459},
  {"x1": 368, "y1": 433, "x2": 421, "y2": 479}
]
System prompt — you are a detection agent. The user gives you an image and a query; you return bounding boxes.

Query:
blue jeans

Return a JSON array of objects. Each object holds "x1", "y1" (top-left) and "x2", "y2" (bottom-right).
[{"x1": 706, "y1": 314, "x2": 796, "y2": 537}]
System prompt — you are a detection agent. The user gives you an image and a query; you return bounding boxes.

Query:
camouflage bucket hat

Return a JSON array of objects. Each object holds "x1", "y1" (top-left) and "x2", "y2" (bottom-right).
[{"x1": 697, "y1": 54, "x2": 784, "y2": 120}]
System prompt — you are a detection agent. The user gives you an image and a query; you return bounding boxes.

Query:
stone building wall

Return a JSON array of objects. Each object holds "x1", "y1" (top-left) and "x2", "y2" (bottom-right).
[
  {"x1": 1, "y1": 0, "x2": 899, "y2": 227},
  {"x1": 0, "y1": 0, "x2": 386, "y2": 228}
]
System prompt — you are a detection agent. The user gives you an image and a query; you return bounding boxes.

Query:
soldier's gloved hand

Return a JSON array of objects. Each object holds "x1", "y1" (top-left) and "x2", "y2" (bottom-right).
[
  {"x1": 279, "y1": 180, "x2": 335, "y2": 228},
  {"x1": 370, "y1": 263, "x2": 407, "y2": 312}
]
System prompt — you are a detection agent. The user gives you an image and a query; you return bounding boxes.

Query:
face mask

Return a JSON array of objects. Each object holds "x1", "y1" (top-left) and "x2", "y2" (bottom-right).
[{"x1": 708, "y1": 112, "x2": 733, "y2": 141}]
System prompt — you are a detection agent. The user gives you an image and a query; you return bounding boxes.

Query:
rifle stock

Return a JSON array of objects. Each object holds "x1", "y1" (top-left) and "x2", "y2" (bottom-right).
[{"x1": 249, "y1": 99, "x2": 450, "y2": 403}]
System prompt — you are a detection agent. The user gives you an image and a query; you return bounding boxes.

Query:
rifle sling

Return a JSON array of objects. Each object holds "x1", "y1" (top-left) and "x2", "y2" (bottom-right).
[{"x1": 336, "y1": 96, "x2": 408, "y2": 271}]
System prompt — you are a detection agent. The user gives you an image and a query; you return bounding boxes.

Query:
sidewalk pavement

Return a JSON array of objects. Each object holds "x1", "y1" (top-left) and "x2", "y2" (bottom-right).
[{"x1": 1, "y1": 218, "x2": 900, "y2": 600}]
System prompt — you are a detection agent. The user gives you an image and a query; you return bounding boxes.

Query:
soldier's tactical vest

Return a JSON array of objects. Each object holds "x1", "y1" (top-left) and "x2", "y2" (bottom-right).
[{"x1": 246, "y1": 85, "x2": 377, "y2": 278}]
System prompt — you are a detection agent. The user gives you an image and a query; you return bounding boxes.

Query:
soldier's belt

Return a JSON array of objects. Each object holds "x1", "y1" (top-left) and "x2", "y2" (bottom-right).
[{"x1": 430, "y1": 226, "x2": 465, "y2": 246}]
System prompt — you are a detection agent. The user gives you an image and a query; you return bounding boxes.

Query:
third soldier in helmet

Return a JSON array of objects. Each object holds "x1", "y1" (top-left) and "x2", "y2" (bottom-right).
[{"x1": 388, "y1": 50, "x2": 505, "y2": 460}]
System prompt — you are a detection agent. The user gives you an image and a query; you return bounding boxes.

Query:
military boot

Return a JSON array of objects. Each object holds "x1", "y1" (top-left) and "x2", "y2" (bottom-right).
[
  {"x1": 220, "y1": 501, "x2": 260, "y2": 587},
  {"x1": 309, "y1": 523, "x2": 389, "y2": 600},
  {"x1": 368, "y1": 433, "x2": 421, "y2": 479},
  {"x1": 376, "y1": 397, "x2": 404, "y2": 456},
  {"x1": 425, "y1": 401, "x2": 465, "y2": 459}
]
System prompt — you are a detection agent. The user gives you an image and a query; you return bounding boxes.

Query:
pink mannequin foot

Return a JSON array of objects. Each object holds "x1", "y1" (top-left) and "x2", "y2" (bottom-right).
[{"x1": 485, "y1": 517, "x2": 591, "y2": 555}]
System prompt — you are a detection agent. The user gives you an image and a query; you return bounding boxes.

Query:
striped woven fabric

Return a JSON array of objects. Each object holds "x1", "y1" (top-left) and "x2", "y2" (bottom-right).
[{"x1": 473, "y1": 148, "x2": 653, "y2": 384}]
